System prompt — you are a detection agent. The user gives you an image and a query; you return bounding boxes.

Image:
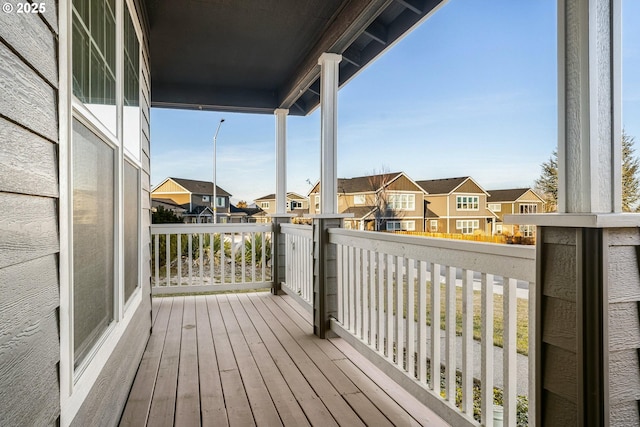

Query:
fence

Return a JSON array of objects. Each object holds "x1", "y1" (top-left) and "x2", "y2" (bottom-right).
[
  {"x1": 328, "y1": 229, "x2": 536, "y2": 427},
  {"x1": 280, "y1": 223, "x2": 314, "y2": 309},
  {"x1": 151, "y1": 223, "x2": 273, "y2": 295}
]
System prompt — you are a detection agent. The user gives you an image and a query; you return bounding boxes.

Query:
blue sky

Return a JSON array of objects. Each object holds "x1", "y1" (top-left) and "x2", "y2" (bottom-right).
[{"x1": 151, "y1": 0, "x2": 639, "y2": 204}]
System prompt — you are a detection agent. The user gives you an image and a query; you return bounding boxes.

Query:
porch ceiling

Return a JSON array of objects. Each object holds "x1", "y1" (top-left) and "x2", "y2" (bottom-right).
[{"x1": 144, "y1": 0, "x2": 446, "y2": 116}]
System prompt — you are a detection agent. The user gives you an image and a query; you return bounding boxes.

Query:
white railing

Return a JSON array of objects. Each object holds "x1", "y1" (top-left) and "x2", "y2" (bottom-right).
[
  {"x1": 151, "y1": 223, "x2": 273, "y2": 295},
  {"x1": 328, "y1": 229, "x2": 536, "y2": 427},
  {"x1": 280, "y1": 223, "x2": 313, "y2": 309}
]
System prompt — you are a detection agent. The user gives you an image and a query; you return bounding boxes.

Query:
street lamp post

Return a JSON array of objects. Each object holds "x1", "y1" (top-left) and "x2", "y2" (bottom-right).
[{"x1": 213, "y1": 118, "x2": 225, "y2": 224}]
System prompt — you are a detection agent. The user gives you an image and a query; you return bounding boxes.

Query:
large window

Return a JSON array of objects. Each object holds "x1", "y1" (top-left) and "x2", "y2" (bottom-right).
[
  {"x1": 353, "y1": 194, "x2": 366, "y2": 205},
  {"x1": 72, "y1": 120, "x2": 115, "y2": 368},
  {"x1": 388, "y1": 193, "x2": 415, "y2": 210},
  {"x1": 456, "y1": 219, "x2": 479, "y2": 234},
  {"x1": 456, "y1": 196, "x2": 479, "y2": 211},
  {"x1": 521, "y1": 225, "x2": 535, "y2": 237},
  {"x1": 67, "y1": 0, "x2": 142, "y2": 385},
  {"x1": 487, "y1": 203, "x2": 501, "y2": 212}
]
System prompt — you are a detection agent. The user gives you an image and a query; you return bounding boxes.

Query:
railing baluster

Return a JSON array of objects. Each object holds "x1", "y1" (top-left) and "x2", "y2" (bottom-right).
[
  {"x1": 251, "y1": 232, "x2": 256, "y2": 283},
  {"x1": 210, "y1": 233, "x2": 215, "y2": 285},
  {"x1": 343, "y1": 243, "x2": 349, "y2": 326},
  {"x1": 349, "y1": 246, "x2": 356, "y2": 333},
  {"x1": 407, "y1": 258, "x2": 416, "y2": 377},
  {"x1": 177, "y1": 234, "x2": 182, "y2": 286},
  {"x1": 386, "y1": 253, "x2": 393, "y2": 360},
  {"x1": 187, "y1": 234, "x2": 193, "y2": 285},
  {"x1": 418, "y1": 260, "x2": 427, "y2": 384},
  {"x1": 362, "y1": 249, "x2": 369, "y2": 343},
  {"x1": 241, "y1": 232, "x2": 246, "y2": 284},
  {"x1": 430, "y1": 262, "x2": 441, "y2": 394},
  {"x1": 231, "y1": 232, "x2": 236, "y2": 284},
  {"x1": 221, "y1": 232, "x2": 226, "y2": 284},
  {"x1": 481, "y1": 272, "x2": 494, "y2": 426},
  {"x1": 261, "y1": 231, "x2": 266, "y2": 282},
  {"x1": 503, "y1": 277, "x2": 517, "y2": 426},
  {"x1": 461, "y1": 269, "x2": 474, "y2": 415},
  {"x1": 369, "y1": 250, "x2": 376, "y2": 347},
  {"x1": 154, "y1": 234, "x2": 159, "y2": 288},
  {"x1": 165, "y1": 234, "x2": 170, "y2": 287},
  {"x1": 355, "y1": 247, "x2": 362, "y2": 338},
  {"x1": 445, "y1": 266, "x2": 456, "y2": 402},
  {"x1": 377, "y1": 252, "x2": 384, "y2": 353},
  {"x1": 199, "y1": 233, "x2": 204, "y2": 285},
  {"x1": 337, "y1": 244, "x2": 343, "y2": 324},
  {"x1": 395, "y1": 256, "x2": 403, "y2": 368}
]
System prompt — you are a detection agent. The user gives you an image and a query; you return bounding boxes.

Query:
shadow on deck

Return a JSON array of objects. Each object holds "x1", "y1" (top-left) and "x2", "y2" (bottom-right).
[{"x1": 119, "y1": 292, "x2": 449, "y2": 426}]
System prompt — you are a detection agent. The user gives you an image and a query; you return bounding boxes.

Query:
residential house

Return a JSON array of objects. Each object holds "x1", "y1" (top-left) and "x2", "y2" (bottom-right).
[
  {"x1": 254, "y1": 192, "x2": 310, "y2": 221},
  {"x1": 151, "y1": 197, "x2": 187, "y2": 216},
  {"x1": 309, "y1": 172, "x2": 427, "y2": 231},
  {"x1": 486, "y1": 188, "x2": 546, "y2": 238},
  {"x1": 151, "y1": 177, "x2": 231, "y2": 223},
  {"x1": 417, "y1": 177, "x2": 497, "y2": 235},
  {"x1": 229, "y1": 203, "x2": 263, "y2": 223}
]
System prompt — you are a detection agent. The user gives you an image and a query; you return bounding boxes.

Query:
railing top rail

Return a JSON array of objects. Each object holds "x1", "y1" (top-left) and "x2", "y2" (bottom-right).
[
  {"x1": 328, "y1": 228, "x2": 535, "y2": 282},
  {"x1": 151, "y1": 223, "x2": 274, "y2": 235},
  {"x1": 280, "y1": 223, "x2": 313, "y2": 238}
]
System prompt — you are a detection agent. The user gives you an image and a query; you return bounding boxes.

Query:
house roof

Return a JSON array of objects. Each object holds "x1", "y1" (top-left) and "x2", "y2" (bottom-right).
[
  {"x1": 185, "y1": 205, "x2": 214, "y2": 215},
  {"x1": 145, "y1": 0, "x2": 447, "y2": 116},
  {"x1": 487, "y1": 188, "x2": 545, "y2": 203},
  {"x1": 231, "y1": 204, "x2": 263, "y2": 216},
  {"x1": 342, "y1": 206, "x2": 376, "y2": 219},
  {"x1": 416, "y1": 177, "x2": 469, "y2": 194},
  {"x1": 169, "y1": 177, "x2": 231, "y2": 197},
  {"x1": 337, "y1": 172, "x2": 402, "y2": 193},
  {"x1": 151, "y1": 197, "x2": 184, "y2": 208},
  {"x1": 254, "y1": 192, "x2": 307, "y2": 201}
]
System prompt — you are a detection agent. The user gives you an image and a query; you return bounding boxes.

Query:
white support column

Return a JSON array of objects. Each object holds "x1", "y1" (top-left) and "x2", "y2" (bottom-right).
[
  {"x1": 318, "y1": 53, "x2": 342, "y2": 214},
  {"x1": 558, "y1": 0, "x2": 622, "y2": 213},
  {"x1": 275, "y1": 108, "x2": 288, "y2": 214}
]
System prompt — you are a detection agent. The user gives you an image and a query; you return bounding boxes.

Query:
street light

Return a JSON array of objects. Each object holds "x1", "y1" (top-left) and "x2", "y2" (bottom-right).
[{"x1": 213, "y1": 118, "x2": 225, "y2": 224}]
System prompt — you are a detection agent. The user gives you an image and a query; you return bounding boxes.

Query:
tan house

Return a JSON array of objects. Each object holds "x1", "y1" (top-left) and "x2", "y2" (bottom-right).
[
  {"x1": 309, "y1": 172, "x2": 427, "y2": 231},
  {"x1": 254, "y1": 192, "x2": 309, "y2": 222},
  {"x1": 151, "y1": 177, "x2": 231, "y2": 223},
  {"x1": 417, "y1": 176, "x2": 497, "y2": 235},
  {"x1": 486, "y1": 188, "x2": 546, "y2": 238}
]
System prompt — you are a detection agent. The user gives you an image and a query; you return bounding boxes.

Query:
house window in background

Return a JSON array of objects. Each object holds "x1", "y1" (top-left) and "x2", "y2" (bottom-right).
[
  {"x1": 519, "y1": 204, "x2": 537, "y2": 214},
  {"x1": 388, "y1": 194, "x2": 415, "y2": 210},
  {"x1": 430, "y1": 220, "x2": 438, "y2": 232},
  {"x1": 456, "y1": 219, "x2": 479, "y2": 234},
  {"x1": 216, "y1": 197, "x2": 225, "y2": 208},
  {"x1": 488, "y1": 203, "x2": 501, "y2": 211},
  {"x1": 261, "y1": 201, "x2": 270, "y2": 209},
  {"x1": 354, "y1": 194, "x2": 366, "y2": 205},
  {"x1": 456, "y1": 196, "x2": 479, "y2": 210}
]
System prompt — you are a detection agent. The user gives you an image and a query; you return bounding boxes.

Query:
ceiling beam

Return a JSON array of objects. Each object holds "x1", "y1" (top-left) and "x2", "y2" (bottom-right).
[
  {"x1": 277, "y1": 0, "x2": 393, "y2": 111},
  {"x1": 394, "y1": 0, "x2": 423, "y2": 14},
  {"x1": 364, "y1": 20, "x2": 388, "y2": 45},
  {"x1": 341, "y1": 46, "x2": 362, "y2": 68}
]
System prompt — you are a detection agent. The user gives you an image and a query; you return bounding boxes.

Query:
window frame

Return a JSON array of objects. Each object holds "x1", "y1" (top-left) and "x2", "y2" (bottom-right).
[
  {"x1": 388, "y1": 193, "x2": 415, "y2": 210},
  {"x1": 456, "y1": 195, "x2": 480, "y2": 211},
  {"x1": 430, "y1": 219, "x2": 438, "y2": 232},
  {"x1": 487, "y1": 203, "x2": 501, "y2": 212},
  {"x1": 60, "y1": 0, "x2": 145, "y2": 423},
  {"x1": 519, "y1": 203, "x2": 538, "y2": 214},
  {"x1": 353, "y1": 194, "x2": 366, "y2": 205},
  {"x1": 456, "y1": 219, "x2": 480, "y2": 234},
  {"x1": 261, "y1": 201, "x2": 270, "y2": 209}
]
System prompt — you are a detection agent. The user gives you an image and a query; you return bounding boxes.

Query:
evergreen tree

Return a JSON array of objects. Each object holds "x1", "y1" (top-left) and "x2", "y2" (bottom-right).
[
  {"x1": 622, "y1": 131, "x2": 640, "y2": 211},
  {"x1": 535, "y1": 132, "x2": 640, "y2": 212},
  {"x1": 534, "y1": 151, "x2": 558, "y2": 212}
]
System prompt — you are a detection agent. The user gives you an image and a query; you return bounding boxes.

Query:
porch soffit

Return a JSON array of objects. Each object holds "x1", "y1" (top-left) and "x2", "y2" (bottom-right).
[{"x1": 145, "y1": 0, "x2": 446, "y2": 116}]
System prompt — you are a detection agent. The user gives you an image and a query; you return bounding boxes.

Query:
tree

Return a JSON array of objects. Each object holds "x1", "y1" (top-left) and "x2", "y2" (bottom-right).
[
  {"x1": 152, "y1": 205, "x2": 182, "y2": 224},
  {"x1": 237, "y1": 200, "x2": 248, "y2": 208},
  {"x1": 535, "y1": 131, "x2": 640, "y2": 212},
  {"x1": 622, "y1": 131, "x2": 640, "y2": 211},
  {"x1": 534, "y1": 151, "x2": 558, "y2": 212}
]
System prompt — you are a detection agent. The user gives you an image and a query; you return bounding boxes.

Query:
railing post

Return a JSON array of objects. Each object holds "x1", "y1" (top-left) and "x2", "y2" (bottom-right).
[
  {"x1": 311, "y1": 215, "x2": 346, "y2": 338},
  {"x1": 270, "y1": 214, "x2": 294, "y2": 295}
]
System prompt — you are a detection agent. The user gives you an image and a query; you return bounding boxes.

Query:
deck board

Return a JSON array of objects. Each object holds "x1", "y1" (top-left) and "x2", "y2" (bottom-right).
[{"x1": 120, "y1": 292, "x2": 449, "y2": 427}]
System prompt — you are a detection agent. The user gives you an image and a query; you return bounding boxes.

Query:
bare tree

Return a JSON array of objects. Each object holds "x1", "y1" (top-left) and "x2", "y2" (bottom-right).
[{"x1": 367, "y1": 167, "x2": 403, "y2": 231}]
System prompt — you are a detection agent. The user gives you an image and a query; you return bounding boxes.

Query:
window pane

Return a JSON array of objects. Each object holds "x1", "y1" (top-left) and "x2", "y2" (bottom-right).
[
  {"x1": 72, "y1": 0, "x2": 117, "y2": 134},
  {"x1": 123, "y1": 5, "x2": 140, "y2": 159},
  {"x1": 72, "y1": 119, "x2": 114, "y2": 368},
  {"x1": 124, "y1": 162, "x2": 139, "y2": 303}
]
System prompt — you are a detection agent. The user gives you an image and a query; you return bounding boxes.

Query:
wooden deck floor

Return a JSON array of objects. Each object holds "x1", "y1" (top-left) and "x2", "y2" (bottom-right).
[{"x1": 119, "y1": 292, "x2": 449, "y2": 427}]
